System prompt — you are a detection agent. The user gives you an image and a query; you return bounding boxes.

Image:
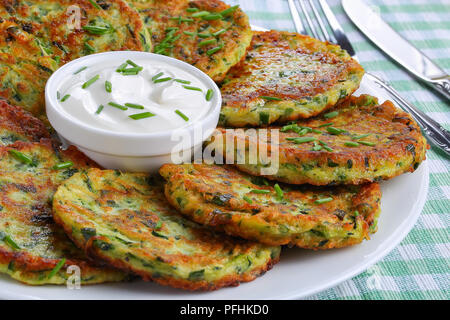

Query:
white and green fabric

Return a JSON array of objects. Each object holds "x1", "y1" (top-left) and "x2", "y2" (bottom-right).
[{"x1": 229, "y1": 0, "x2": 450, "y2": 300}]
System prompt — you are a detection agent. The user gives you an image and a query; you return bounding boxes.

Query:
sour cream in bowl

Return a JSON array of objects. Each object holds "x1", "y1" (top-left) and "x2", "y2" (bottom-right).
[{"x1": 45, "y1": 51, "x2": 221, "y2": 172}]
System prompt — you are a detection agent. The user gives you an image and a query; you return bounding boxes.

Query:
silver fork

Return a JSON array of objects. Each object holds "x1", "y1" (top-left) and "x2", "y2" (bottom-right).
[{"x1": 288, "y1": 0, "x2": 450, "y2": 157}]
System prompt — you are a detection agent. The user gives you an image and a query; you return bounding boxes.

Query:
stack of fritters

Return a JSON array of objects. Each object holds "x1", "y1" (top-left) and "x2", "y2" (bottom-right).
[{"x1": 0, "y1": 0, "x2": 428, "y2": 292}]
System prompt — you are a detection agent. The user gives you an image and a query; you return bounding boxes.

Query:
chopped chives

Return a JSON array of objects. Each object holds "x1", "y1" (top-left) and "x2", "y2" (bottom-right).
[
  {"x1": 48, "y1": 258, "x2": 66, "y2": 279},
  {"x1": 198, "y1": 33, "x2": 212, "y2": 38},
  {"x1": 153, "y1": 77, "x2": 172, "y2": 83},
  {"x1": 318, "y1": 122, "x2": 333, "y2": 128},
  {"x1": 186, "y1": 7, "x2": 199, "y2": 12},
  {"x1": 315, "y1": 197, "x2": 333, "y2": 204},
  {"x1": 207, "y1": 44, "x2": 223, "y2": 56},
  {"x1": 311, "y1": 142, "x2": 323, "y2": 151},
  {"x1": 105, "y1": 80, "x2": 112, "y2": 93},
  {"x1": 250, "y1": 189, "x2": 271, "y2": 194},
  {"x1": 125, "y1": 103, "x2": 145, "y2": 109},
  {"x1": 261, "y1": 96, "x2": 282, "y2": 101},
  {"x1": 74, "y1": 66, "x2": 87, "y2": 75},
  {"x1": 61, "y1": 94, "x2": 71, "y2": 102},
  {"x1": 359, "y1": 141, "x2": 376, "y2": 147},
  {"x1": 165, "y1": 27, "x2": 179, "y2": 32},
  {"x1": 206, "y1": 89, "x2": 214, "y2": 101},
  {"x1": 183, "y1": 85, "x2": 202, "y2": 92},
  {"x1": 220, "y1": 5, "x2": 239, "y2": 16},
  {"x1": 152, "y1": 72, "x2": 164, "y2": 81},
  {"x1": 108, "y1": 102, "x2": 128, "y2": 110},
  {"x1": 199, "y1": 39, "x2": 217, "y2": 47},
  {"x1": 298, "y1": 128, "x2": 309, "y2": 136},
  {"x1": 174, "y1": 79, "x2": 191, "y2": 84},
  {"x1": 175, "y1": 110, "x2": 189, "y2": 121},
  {"x1": 88, "y1": 0, "x2": 101, "y2": 10},
  {"x1": 53, "y1": 161, "x2": 73, "y2": 170},
  {"x1": 345, "y1": 141, "x2": 360, "y2": 147},
  {"x1": 203, "y1": 14, "x2": 222, "y2": 20},
  {"x1": 274, "y1": 184, "x2": 284, "y2": 200},
  {"x1": 116, "y1": 62, "x2": 128, "y2": 72},
  {"x1": 352, "y1": 133, "x2": 372, "y2": 140},
  {"x1": 9, "y1": 149, "x2": 33, "y2": 164},
  {"x1": 326, "y1": 127, "x2": 345, "y2": 135},
  {"x1": 319, "y1": 140, "x2": 334, "y2": 152},
  {"x1": 191, "y1": 11, "x2": 210, "y2": 18},
  {"x1": 286, "y1": 137, "x2": 316, "y2": 144},
  {"x1": 121, "y1": 66, "x2": 143, "y2": 73},
  {"x1": 312, "y1": 129, "x2": 322, "y2": 134},
  {"x1": 2, "y1": 234, "x2": 20, "y2": 250},
  {"x1": 83, "y1": 25, "x2": 113, "y2": 35},
  {"x1": 213, "y1": 29, "x2": 227, "y2": 37},
  {"x1": 82, "y1": 74, "x2": 100, "y2": 89},
  {"x1": 129, "y1": 112, "x2": 155, "y2": 120},
  {"x1": 126, "y1": 59, "x2": 140, "y2": 68},
  {"x1": 95, "y1": 105, "x2": 104, "y2": 114},
  {"x1": 121, "y1": 70, "x2": 139, "y2": 76},
  {"x1": 243, "y1": 195, "x2": 253, "y2": 204},
  {"x1": 183, "y1": 31, "x2": 196, "y2": 36},
  {"x1": 324, "y1": 111, "x2": 339, "y2": 119}
]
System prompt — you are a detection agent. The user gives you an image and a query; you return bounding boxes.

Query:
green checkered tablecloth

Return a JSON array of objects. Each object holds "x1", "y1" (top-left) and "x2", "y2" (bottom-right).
[{"x1": 227, "y1": 0, "x2": 449, "y2": 300}]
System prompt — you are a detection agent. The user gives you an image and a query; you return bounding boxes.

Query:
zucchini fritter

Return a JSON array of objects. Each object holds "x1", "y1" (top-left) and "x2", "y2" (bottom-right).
[
  {"x1": 128, "y1": 0, "x2": 252, "y2": 81},
  {"x1": 212, "y1": 95, "x2": 428, "y2": 186},
  {"x1": 0, "y1": 100, "x2": 50, "y2": 146},
  {"x1": 0, "y1": 0, "x2": 151, "y2": 118},
  {"x1": 52, "y1": 169, "x2": 280, "y2": 291},
  {"x1": 219, "y1": 31, "x2": 365, "y2": 127},
  {"x1": 0, "y1": 140, "x2": 127, "y2": 285},
  {"x1": 160, "y1": 164, "x2": 382, "y2": 249}
]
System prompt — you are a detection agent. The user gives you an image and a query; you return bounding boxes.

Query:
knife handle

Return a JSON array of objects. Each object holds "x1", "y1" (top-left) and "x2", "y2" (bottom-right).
[
  {"x1": 365, "y1": 73, "x2": 450, "y2": 157},
  {"x1": 430, "y1": 76, "x2": 450, "y2": 101}
]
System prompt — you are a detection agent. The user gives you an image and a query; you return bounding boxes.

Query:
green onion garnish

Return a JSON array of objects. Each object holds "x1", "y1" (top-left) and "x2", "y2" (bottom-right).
[
  {"x1": 243, "y1": 196, "x2": 253, "y2": 204},
  {"x1": 203, "y1": 14, "x2": 222, "y2": 20},
  {"x1": 318, "y1": 123, "x2": 333, "y2": 128},
  {"x1": 48, "y1": 258, "x2": 66, "y2": 279},
  {"x1": 0, "y1": 233, "x2": 20, "y2": 250},
  {"x1": 324, "y1": 111, "x2": 339, "y2": 119},
  {"x1": 250, "y1": 189, "x2": 271, "y2": 194},
  {"x1": 345, "y1": 141, "x2": 360, "y2": 147},
  {"x1": 9, "y1": 149, "x2": 33, "y2": 165},
  {"x1": 191, "y1": 11, "x2": 210, "y2": 18},
  {"x1": 183, "y1": 31, "x2": 196, "y2": 37},
  {"x1": 125, "y1": 103, "x2": 145, "y2": 110},
  {"x1": 199, "y1": 39, "x2": 217, "y2": 47},
  {"x1": 312, "y1": 129, "x2": 322, "y2": 134},
  {"x1": 261, "y1": 96, "x2": 282, "y2": 101},
  {"x1": 319, "y1": 140, "x2": 334, "y2": 152},
  {"x1": 121, "y1": 66, "x2": 143, "y2": 73},
  {"x1": 352, "y1": 134, "x2": 372, "y2": 140},
  {"x1": 129, "y1": 112, "x2": 155, "y2": 120},
  {"x1": 82, "y1": 74, "x2": 100, "y2": 89},
  {"x1": 116, "y1": 63, "x2": 128, "y2": 72},
  {"x1": 286, "y1": 137, "x2": 316, "y2": 144},
  {"x1": 74, "y1": 66, "x2": 87, "y2": 75},
  {"x1": 152, "y1": 72, "x2": 164, "y2": 81},
  {"x1": 84, "y1": 42, "x2": 95, "y2": 53},
  {"x1": 108, "y1": 102, "x2": 128, "y2": 110},
  {"x1": 95, "y1": 105, "x2": 104, "y2": 115},
  {"x1": 220, "y1": 5, "x2": 239, "y2": 16},
  {"x1": 359, "y1": 141, "x2": 376, "y2": 147},
  {"x1": 311, "y1": 142, "x2": 323, "y2": 151},
  {"x1": 206, "y1": 89, "x2": 214, "y2": 101},
  {"x1": 315, "y1": 197, "x2": 333, "y2": 204},
  {"x1": 61, "y1": 94, "x2": 71, "y2": 102},
  {"x1": 175, "y1": 110, "x2": 189, "y2": 121},
  {"x1": 88, "y1": 0, "x2": 101, "y2": 10},
  {"x1": 213, "y1": 29, "x2": 227, "y2": 37},
  {"x1": 274, "y1": 184, "x2": 284, "y2": 200},
  {"x1": 207, "y1": 44, "x2": 223, "y2": 56},
  {"x1": 126, "y1": 59, "x2": 140, "y2": 68},
  {"x1": 183, "y1": 85, "x2": 202, "y2": 92},
  {"x1": 53, "y1": 161, "x2": 73, "y2": 170},
  {"x1": 153, "y1": 77, "x2": 172, "y2": 83},
  {"x1": 186, "y1": 7, "x2": 199, "y2": 13},
  {"x1": 198, "y1": 32, "x2": 212, "y2": 38},
  {"x1": 326, "y1": 127, "x2": 345, "y2": 135},
  {"x1": 298, "y1": 128, "x2": 309, "y2": 136},
  {"x1": 82, "y1": 25, "x2": 113, "y2": 35},
  {"x1": 174, "y1": 79, "x2": 191, "y2": 84},
  {"x1": 105, "y1": 80, "x2": 112, "y2": 93}
]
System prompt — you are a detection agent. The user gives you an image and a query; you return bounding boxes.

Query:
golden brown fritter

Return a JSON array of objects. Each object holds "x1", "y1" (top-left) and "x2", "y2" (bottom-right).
[
  {"x1": 0, "y1": 0, "x2": 151, "y2": 119},
  {"x1": 0, "y1": 100, "x2": 50, "y2": 146},
  {"x1": 128, "y1": 0, "x2": 252, "y2": 81},
  {"x1": 160, "y1": 164, "x2": 381, "y2": 249},
  {"x1": 219, "y1": 31, "x2": 365, "y2": 127},
  {"x1": 210, "y1": 95, "x2": 428, "y2": 186},
  {"x1": 0, "y1": 140, "x2": 127, "y2": 285},
  {"x1": 52, "y1": 169, "x2": 281, "y2": 291}
]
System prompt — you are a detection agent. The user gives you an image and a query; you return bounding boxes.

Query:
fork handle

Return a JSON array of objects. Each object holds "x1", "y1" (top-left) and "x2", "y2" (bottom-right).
[
  {"x1": 365, "y1": 73, "x2": 450, "y2": 157},
  {"x1": 430, "y1": 76, "x2": 450, "y2": 101}
]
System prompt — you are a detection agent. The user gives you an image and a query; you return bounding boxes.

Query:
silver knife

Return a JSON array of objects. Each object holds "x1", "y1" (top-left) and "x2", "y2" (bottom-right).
[{"x1": 342, "y1": 0, "x2": 450, "y2": 100}]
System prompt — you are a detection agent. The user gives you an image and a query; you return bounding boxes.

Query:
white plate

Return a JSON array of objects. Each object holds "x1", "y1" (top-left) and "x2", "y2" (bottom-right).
[{"x1": 0, "y1": 74, "x2": 430, "y2": 300}]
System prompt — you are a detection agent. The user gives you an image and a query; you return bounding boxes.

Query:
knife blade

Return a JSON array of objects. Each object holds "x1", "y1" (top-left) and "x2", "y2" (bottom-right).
[{"x1": 342, "y1": 0, "x2": 450, "y2": 100}]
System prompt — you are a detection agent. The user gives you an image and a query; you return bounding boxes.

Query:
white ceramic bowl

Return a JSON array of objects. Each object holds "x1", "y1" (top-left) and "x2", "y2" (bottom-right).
[{"x1": 45, "y1": 51, "x2": 221, "y2": 172}]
